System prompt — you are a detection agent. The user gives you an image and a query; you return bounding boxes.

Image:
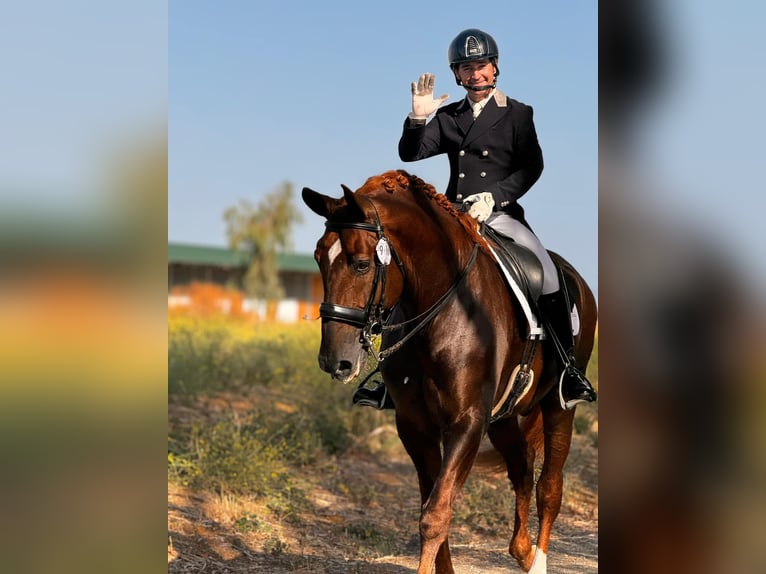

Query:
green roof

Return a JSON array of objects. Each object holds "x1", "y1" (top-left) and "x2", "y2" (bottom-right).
[
  {"x1": 168, "y1": 242, "x2": 317, "y2": 273},
  {"x1": 275, "y1": 251, "x2": 319, "y2": 273}
]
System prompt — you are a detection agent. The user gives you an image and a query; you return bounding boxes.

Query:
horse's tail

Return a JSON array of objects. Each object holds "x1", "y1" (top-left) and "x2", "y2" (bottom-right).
[{"x1": 474, "y1": 406, "x2": 545, "y2": 474}]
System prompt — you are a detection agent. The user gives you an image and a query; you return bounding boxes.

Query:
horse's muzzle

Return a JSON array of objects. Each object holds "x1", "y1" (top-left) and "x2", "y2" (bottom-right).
[{"x1": 318, "y1": 354, "x2": 362, "y2": 384}]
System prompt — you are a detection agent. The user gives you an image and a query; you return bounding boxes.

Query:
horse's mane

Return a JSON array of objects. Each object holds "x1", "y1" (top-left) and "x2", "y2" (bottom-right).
[{"x1": 361, "y1": 170, "x2": 488, "y2": 250}]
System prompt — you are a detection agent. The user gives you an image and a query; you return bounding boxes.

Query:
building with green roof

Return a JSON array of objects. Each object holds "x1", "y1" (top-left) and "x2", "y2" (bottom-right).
[{"x1": 167, "y1": 242, "x2": 320, "y2": 303}]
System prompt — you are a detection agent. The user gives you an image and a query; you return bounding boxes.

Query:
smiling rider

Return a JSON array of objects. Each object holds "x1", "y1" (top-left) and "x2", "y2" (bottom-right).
[{"x1": 352, "y1": 28, "x2": 597, "y2": 412}]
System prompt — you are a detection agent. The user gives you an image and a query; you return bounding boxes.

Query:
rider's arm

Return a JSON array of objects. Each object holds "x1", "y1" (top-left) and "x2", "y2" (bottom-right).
[{"x1": 398, "y1": 114, "x2": 443, "y2": 162}]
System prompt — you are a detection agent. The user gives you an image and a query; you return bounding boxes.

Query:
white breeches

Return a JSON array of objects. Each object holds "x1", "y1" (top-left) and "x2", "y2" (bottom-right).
[{"x1": 486, "y1": 212, "x2": 559, "y2": 294}]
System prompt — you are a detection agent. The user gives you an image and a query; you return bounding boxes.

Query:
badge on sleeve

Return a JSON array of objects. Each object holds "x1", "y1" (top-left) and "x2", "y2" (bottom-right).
[{"x1": 375, "y1": 238, "x2": 391, "y2": 266}]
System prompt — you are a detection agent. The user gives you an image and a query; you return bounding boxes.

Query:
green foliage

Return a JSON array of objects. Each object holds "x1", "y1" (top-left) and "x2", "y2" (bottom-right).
[
  {"x1": 168, "y1": 316, "x2": 389, "y2": 499},
  {"x1": 168, "y1": 413, "x2": 291, "y2": 496},
  {"x1": 168, "y1": 316, "x2": 323, "y2": 396},
  {"x1": 168, "y1": 316, "x2": 597, "y2": 514},
  {"x1": 234, "y1": 512, "x2": 263, "y2": 533},
  {"x1": 167, "y1": 317, "x2": 231, "y2": 396},
  {"x1": 263, "y1": 534, "x2": 289, "y2": 556},
  {"x1": 223, "y1": 182, "x2": 303, "y2": 299},
  {"x1": 168, "y1": 407, "x2": 362, "y2": 498}
]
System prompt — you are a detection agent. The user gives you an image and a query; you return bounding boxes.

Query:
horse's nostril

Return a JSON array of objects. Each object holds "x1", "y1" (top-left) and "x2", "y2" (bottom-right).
[{"x1": 336, "y1": 360, "x2": 353, "y2": 375}]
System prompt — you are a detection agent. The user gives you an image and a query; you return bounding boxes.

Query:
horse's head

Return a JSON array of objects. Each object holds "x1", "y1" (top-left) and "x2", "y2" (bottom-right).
[{"x1": 302, "y1": 173, "x2": 408, "y2": 382}]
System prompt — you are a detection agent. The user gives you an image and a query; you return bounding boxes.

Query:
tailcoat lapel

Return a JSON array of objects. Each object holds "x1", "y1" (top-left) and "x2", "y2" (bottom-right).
[
  {"x1": 454, "y1": 98, "x2": 474, "y2": 137},
  {"x1": 454, "y1": 90, "x2": 510, "y2": 147}
]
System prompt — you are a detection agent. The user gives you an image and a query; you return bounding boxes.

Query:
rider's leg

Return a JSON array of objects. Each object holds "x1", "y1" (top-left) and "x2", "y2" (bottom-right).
[
  {"x1": 487, "y1": 214, "x2": 596, "y2": 409},
  {"x1": 537, "y1": 288, "x2": 597, "y2": 408},
  {"x1": 487, "y1": 214, "x2": 559, "y2": 295}
]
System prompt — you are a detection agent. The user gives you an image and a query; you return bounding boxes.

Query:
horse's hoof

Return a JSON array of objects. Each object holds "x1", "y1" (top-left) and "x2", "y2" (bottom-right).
[{"x1": 511, "y1": 541, "x2": 535, "y2": 572}]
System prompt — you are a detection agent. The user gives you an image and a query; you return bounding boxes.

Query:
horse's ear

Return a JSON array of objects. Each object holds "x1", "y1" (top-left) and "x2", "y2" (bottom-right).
[
  {"x1": 341, "y1": 184, "x2": 365, "y2": 220},
  {"x1": 302, "y1": 187, "x2": 342, "y2": 218}
]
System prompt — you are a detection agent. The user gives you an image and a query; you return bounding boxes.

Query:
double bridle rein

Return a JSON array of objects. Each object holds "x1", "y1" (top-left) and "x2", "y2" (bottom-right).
[{"x1": 319, "y1": 202, "x2": 479, "y2": 362}]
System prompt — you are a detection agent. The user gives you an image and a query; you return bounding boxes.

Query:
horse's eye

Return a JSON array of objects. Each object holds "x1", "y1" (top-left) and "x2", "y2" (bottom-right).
[{"x1": 353, "y1": 260, "x2": 371, "y2": 274}]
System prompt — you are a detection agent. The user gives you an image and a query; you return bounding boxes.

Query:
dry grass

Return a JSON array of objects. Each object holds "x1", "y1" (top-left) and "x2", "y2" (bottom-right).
[{"x1": 168, "y1": 317, "x2": 598, "y2": 572}]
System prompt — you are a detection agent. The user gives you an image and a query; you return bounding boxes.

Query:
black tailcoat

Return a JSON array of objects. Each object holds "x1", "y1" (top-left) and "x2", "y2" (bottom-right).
[{"x1": 398, "y1": 89, "x2": 543, "y2": 225}]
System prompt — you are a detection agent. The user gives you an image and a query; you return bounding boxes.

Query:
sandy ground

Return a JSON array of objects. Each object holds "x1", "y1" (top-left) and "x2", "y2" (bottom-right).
[{"x1": 168, "y1": 424, "x2": 597, "y2": 573}]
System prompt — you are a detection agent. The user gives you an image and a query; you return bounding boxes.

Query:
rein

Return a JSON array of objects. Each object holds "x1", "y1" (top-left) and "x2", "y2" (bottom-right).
[
  {"x1": 319, "y1": 202, "x2": 480, "y2": 362},
  {"x1": 377, "y1": 244, "x2": 478, "y2": 360}
]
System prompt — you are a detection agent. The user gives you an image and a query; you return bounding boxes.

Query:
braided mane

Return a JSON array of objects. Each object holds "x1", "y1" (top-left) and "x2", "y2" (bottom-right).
[{"x1": 361, "y1": 170, "x2": 488, "y2": 250}]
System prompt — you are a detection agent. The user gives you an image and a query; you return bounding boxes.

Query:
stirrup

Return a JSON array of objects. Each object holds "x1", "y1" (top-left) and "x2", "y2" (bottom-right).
[
  {"x1": 352, "y1": 381, "x2": 391, "y2": 410},
  {"x1": 557, "y1": 365, "x2": 597, "y2": 410}
]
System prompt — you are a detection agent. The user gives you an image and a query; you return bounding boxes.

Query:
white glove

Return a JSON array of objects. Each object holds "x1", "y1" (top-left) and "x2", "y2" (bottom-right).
[
  {"x1": 463, "y1": 192, "x2": 495, "y2": 223},
  {"x1": 410, "y1": 73, "x2": 449, "y2": 119}
]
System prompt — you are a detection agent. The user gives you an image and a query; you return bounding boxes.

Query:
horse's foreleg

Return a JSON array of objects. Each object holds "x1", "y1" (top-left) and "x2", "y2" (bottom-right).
[
  {"x1": 417, "y1": 412, "x2": 485, "y2": 574},
  {"x1": 395, "y1": 412, "x2": 455, "y2": 574},
  {"x1": 533, "y1": 397, "x2": 576, "y2": 573},
  {"x1": 488, "y1": 412, "x2": 538, "y2": 572}
]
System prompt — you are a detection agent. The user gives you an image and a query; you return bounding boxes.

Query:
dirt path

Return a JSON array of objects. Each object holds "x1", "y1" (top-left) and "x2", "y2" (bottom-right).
[{"x1": 169, "y1": 427, "x2": 597, "y2": 573}]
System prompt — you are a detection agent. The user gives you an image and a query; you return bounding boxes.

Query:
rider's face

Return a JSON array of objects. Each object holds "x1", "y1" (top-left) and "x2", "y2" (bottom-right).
[{"x1": 456, "y1": 60, "x2": 495, "y2": 100}]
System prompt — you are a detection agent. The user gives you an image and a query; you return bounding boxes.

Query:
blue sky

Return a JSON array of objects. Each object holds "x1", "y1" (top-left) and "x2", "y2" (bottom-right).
[
  {"x1": 2, "y1": 1, "x2": 763, "y2": 298},
  {"x1": 168, "y1": 0, "x2": 599, "y2": 291},
  {"x1": 1, "y1": 1, "x2": 166, "y2": 208}
]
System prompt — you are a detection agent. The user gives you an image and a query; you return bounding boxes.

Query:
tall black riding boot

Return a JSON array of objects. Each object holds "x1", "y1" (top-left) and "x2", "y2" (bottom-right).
[
  {"x1": 352, "y1": 381, "x2": 395, "y2": 410},
  {"x1": 538, "y1": 290, "x2": 597, "y2": 409}
]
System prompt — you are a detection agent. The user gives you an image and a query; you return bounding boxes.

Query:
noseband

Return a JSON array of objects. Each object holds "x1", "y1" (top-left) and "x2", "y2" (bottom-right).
[{"x1": 319, "y1": 201, "x2": 479, "y2": 362}]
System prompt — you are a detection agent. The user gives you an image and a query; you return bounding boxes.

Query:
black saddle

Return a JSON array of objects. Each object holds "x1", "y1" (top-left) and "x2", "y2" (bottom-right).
[{"x1": 482, "y1": 225, "x2": 544, "y2": 304}]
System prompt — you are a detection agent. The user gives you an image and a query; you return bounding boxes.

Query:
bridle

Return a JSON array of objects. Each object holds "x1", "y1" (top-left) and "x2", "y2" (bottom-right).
[
  {"x1": 319, "y1": 216, "x2": 401, "y2": 333},
  {"x1": 319, "y1": 197, "x2": 404, "y2": 357},
  {"x1": 319, "y1": 199, "x2": 479, "y2": 361}
]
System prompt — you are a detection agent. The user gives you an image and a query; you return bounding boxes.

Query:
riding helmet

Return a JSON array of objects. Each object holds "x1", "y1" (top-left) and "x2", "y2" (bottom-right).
[{"x1": 447, "y1": 28, "x2": 500, "y2": 84}]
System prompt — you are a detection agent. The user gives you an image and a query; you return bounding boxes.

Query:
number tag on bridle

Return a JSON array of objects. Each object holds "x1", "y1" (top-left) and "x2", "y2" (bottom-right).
[{"x1": 375, "y1": 238, "x2": 391, "y2": 266}]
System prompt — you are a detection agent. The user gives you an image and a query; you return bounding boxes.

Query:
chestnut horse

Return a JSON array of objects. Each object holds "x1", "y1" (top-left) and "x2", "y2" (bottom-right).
[{"x1": 302, "y1": 170, "x2": 597, "y2": 574}]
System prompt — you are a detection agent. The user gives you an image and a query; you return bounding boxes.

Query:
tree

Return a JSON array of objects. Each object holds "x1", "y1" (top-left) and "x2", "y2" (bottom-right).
[{"x1": 223, "y1": 182, "x2": 303, "y2": 300}]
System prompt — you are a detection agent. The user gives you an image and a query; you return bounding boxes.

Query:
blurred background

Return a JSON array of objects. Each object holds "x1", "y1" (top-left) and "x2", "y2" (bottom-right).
[
  {"x1": 0, "y1": 0, "x2": 764, "y2": 572},
  {"x1": 0, "y1": 2, "x2": 167, "y2": 573},
  {"x1": 600, "y1": 0, "x2": 766, "y2": 572}
]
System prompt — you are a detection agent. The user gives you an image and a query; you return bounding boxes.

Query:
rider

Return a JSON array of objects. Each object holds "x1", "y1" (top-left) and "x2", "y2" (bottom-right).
[{"x1": 353, "y1": 28, "x2": 597, "y2": 411}]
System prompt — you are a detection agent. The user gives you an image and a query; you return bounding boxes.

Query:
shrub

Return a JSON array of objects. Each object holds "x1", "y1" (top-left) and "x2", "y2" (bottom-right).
[
  {"x1": 168, "y1": 317, "x2": 326, "y2": 396},
  {"x1": 168, "y1": 315, "x2": 392, "y2": 497},
  {"x1": 169, "y1": 412, "x2": 292, "y2": 496}
]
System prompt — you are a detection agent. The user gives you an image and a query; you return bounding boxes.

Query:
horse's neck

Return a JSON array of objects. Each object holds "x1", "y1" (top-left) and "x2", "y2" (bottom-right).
[{"x1": 396, "y1": 206, "x2": 474, "y2": 311}]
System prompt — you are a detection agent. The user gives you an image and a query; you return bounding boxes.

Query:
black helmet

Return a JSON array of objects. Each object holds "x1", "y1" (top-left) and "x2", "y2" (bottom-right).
[
  {"x1": 448, "y1": 28, "x2": 499, "y2": 66},
  {"x1": 448, "y1": 29, "x2": 500, "y2": 87}
]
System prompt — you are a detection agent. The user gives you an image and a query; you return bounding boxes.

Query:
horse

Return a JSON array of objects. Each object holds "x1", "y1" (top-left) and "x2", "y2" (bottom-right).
[{"x1": 302, "y1": 169, "x2": 597, "y2": 574}]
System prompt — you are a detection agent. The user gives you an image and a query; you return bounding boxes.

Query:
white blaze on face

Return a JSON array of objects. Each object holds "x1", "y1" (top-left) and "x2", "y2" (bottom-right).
[{"x1": 327, "y1": 238, "x2": 341, "y2": 266}]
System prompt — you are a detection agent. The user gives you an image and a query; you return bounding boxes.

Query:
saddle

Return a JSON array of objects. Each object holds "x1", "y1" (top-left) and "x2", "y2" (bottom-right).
[
  {"x1": 482, "y1": 225, "x2": 544, "y2": 306},
  {"x1": 481, "y1": 225, "x2": 546, "y2": 420}
]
